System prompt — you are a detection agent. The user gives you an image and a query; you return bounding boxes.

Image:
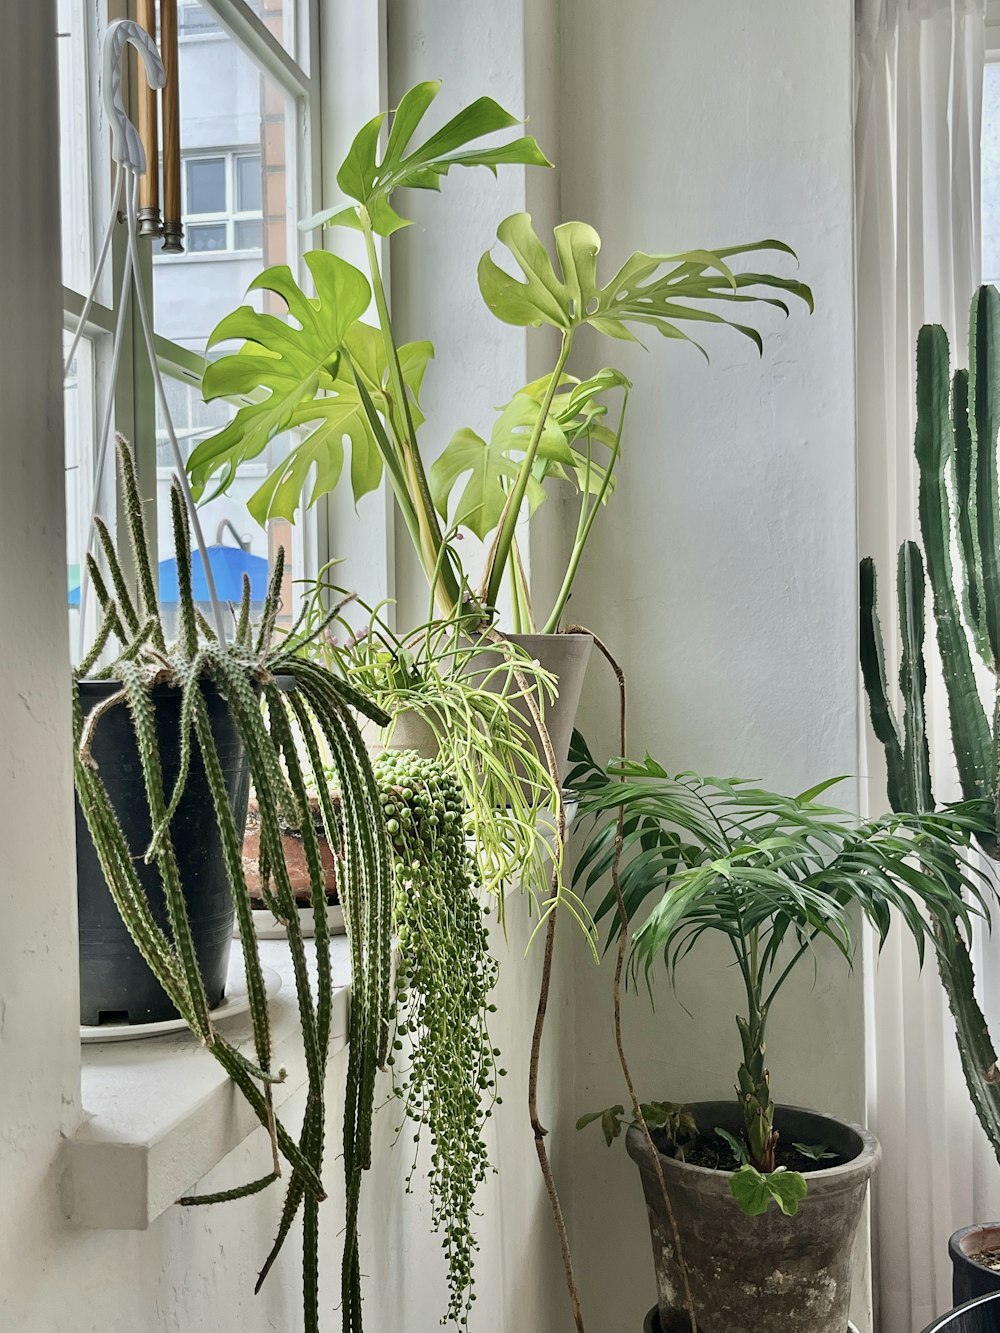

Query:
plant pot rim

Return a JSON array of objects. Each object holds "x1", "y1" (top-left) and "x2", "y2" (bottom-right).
[
  {"x1": 950, "y1": 1223, "x2": 1000, "y2": 1268},
  {"x1": 921, "y1": 1290, "x2": 1000, "y2": 1332},
  {"x1": 626, "y1": 1099, "x2": 881, "y2": 1196}
]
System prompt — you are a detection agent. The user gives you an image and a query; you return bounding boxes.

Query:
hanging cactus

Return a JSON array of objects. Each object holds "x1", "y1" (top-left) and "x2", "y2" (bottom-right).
[{"x1": 861, "y1": 285, "x2": 1000, "y2": 1158}]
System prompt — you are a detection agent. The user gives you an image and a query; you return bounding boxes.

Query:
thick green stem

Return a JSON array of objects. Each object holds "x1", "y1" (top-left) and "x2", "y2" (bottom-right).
[
  {"x1": 361, "y1": 217, "x2": 461, "y2": 615},
  {"x1": 481, "y1": 331, "x2": 574, "y2": 614}
]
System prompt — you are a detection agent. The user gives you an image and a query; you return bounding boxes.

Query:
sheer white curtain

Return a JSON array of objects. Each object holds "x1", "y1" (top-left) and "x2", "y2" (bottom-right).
[{"x1": 855, "y1": 3, "x2": 997, "y2": 1331}]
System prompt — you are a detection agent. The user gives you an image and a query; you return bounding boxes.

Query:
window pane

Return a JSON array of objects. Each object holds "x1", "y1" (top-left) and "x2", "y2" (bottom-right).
[
  {"x1": 985, "y1": 62, "x2": 1000, "y2": 285},
  {"x1": 156, "y1": 375, "x2": 300, "y2": 637},
  {"x1": 188, "y1": 222, "x2": 229, "y2": 252},
  {"x1": 234, "y1": 218, "x2": 263, "y2": 250},
  {"x1": 155, "y1": 11, "x2": 297, "y2": 355},
  {"x1": 236, "y1": 153, "x2": 263, "y2": 212},
  {"x1": 64, "y1": 333, "x2": 96, "y2": 659},
  {"x1": 186, "y1": 157, "x2": 227, "y2": 215},
  {"x1": 179, "y1": 3, "x2": 222, "y2": 33},
  {"x1": 57, "y1": 0, "x2": 92, "y2": 293}
]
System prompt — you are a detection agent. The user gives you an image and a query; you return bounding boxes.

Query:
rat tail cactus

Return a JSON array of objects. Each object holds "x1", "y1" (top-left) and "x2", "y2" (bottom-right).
[{"x1": 860, "y1": 284, "x2": 1000, "y2": 1154}]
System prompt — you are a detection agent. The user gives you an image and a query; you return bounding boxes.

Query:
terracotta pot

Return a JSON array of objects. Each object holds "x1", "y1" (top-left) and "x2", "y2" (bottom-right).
[
  {"x1": 241, "y1": 794, "x2": 339, "y2": 905},
  {"x1": 922, "y1": 1291, "x2": 1000, "y2": 1332},
  {"x1": 951, "y1": 1226, "x2": 1000, "y2": 1307},
  {"x1": 627, "y1": 1100, "x2": 880, "y2": 1333}
]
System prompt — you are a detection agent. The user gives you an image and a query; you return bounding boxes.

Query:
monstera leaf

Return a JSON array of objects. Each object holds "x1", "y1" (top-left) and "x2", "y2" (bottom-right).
[
  {"x1": 429, "y1": 368, "x2": 627, "y2": 539},
  {"x1": 305, "y1": 80, "x2": 552, "y2": 237},
  {"x1": 477, "y1": 213, "x2": 814, "y2": 354},
  {"x1": 187, "y1": 253, "x2": 433, "y2": 525}
]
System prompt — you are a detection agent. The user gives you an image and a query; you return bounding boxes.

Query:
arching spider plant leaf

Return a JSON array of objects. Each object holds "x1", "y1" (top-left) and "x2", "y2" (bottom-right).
[
  {"x1": 304, "y1": 80, "x2": 553, "y2": 237},
  {"x1": 478, "y1": 213, "x2": 814, "y2": 356},
  {"x1": 188, "y1": 254, "x2": 433, "y2": 524}
]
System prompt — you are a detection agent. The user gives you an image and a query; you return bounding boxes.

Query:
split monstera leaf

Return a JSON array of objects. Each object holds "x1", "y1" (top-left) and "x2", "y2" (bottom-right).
[{"x1": 187, "y1": 80, "x2": 812, "y2": 630}]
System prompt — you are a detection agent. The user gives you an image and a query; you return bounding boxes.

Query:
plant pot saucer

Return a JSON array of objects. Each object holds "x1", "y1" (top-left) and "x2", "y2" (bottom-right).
[
  {"x1": 643, "y1": 1311, "x2": 860, "y2": 1333},
  {"x1": 80, "y1": 961, "x2": 281, "y2": 1043}
]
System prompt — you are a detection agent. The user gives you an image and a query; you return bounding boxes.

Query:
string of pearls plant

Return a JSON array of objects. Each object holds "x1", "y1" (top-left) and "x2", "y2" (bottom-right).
[{"x1": 373, "y1": 749, "x2": 503, "y2": 1328}]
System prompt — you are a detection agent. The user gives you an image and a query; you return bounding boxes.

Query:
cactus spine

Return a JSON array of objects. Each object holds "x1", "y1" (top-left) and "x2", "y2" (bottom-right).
[{"x1": 861, "y1": 285, "x2": 1000, "y2": 1158}]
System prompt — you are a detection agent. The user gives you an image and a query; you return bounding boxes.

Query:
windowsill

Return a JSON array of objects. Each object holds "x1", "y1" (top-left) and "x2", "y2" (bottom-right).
[
  {"x1": 64, "y1": 936, "x2": 351, "y2": 1231},
  {"x1": 152, "y1": 249, "x2": 264, "y2": 265}
]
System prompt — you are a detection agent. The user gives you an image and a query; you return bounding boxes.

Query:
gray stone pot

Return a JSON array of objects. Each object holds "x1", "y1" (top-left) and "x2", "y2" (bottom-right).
[
  {"x1": 360, "y1": 707, "x2": 440, "y2": 760},
  {"x1": 466, "y1": 631, "x2": 593, "y2": 784},
  {"x1": 627, "y1": 1100, "x2": 880, "y2": 1333}
]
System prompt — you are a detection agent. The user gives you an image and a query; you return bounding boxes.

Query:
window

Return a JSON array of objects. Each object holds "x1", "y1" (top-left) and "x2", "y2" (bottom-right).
[
  {"x1": 183, "y1": 151, "x2": 263, "y2": 253},
  {"x1": 58, "y1": 0, "x2": 318, "y2": 651}
]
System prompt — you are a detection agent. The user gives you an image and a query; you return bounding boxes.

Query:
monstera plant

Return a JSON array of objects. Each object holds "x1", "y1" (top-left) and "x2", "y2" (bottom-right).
[{"x1": 186, "y1": 81, "x2": 812, "y2": 632}]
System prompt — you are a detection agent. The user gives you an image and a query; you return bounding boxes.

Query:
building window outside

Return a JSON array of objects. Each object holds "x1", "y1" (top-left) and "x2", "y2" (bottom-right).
[{"x1": 184, "y1": 150, "x2": 264, "y2": 253}]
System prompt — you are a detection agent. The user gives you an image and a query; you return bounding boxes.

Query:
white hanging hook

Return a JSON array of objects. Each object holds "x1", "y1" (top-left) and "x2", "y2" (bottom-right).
[{"x1": 102, "y1": 19, "x2": 165, "y2": 176}]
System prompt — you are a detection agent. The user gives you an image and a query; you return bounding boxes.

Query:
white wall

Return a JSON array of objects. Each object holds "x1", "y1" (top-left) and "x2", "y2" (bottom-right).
[{"x1": 555, "y1": 2, "x2": 865, "y2": 1330}]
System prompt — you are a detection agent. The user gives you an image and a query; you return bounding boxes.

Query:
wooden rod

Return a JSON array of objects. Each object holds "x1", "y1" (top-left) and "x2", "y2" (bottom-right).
[
  {"x1": 160, "y1": 0, "x2": 183, "y2": 253},
  {"x1": 136, "y1": 0, "x2": 162, "y2": 238}
]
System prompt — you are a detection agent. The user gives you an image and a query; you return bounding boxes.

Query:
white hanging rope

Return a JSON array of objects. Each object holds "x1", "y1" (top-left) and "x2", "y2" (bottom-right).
[{"x1": 68, "y1": 18, "x2": 228, "y2": 662}]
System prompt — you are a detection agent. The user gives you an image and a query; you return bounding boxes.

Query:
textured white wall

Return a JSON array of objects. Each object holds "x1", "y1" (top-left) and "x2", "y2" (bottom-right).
[{"x1": 554, "y1": 2, "x2": 865, "y2": 1330}]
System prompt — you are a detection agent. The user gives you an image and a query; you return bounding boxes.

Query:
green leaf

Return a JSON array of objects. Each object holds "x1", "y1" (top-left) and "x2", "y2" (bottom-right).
[
  {"x1": 309, "y1": 82, "x2": 553, "y2": 237},
  {"x1": 793, "y1": 1141, "x2": 837, "y2": 1162},
  {"x1": 189, "y1": 256, "x2": 434, "y2": 523},
  {"x1": 478, "y1": 213, "x2": 812, "y2": 352},
  {"x1": 730, "y1": 1164, "x2": 808, "y2": 1217},
  {"x1": 715, "y1": 1126, "x2": 750, "y2": 1165},
  {"x1": 575, "y1": 1105, "x2": 625, "y2": 1147},
  {"x1": 429, "y1": 395, "x2": 565, "y2": 538}
]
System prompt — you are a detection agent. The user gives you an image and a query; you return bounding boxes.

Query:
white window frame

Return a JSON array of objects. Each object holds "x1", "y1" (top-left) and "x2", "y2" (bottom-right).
[{"x1": 62, "y1": 0, "x2": 322, "y2": 601}]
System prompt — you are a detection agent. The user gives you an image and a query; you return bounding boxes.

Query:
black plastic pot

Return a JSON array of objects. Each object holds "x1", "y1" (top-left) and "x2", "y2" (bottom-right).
[
  {"x1": 922, "y1": 1291, "x2": 1000, "y2": 1331},
  {"x1": 951, "y1": 1227, "x2": 1000, "y2": 1307},
  {"x1": 76, "y1": 678, "x2": 250, "y2": 1025}
]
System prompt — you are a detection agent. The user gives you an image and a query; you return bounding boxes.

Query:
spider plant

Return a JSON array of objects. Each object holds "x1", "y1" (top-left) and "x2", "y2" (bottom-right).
[
  {"x1": 186, "y1": 80, "x2": 813, "y2": 630},
  {"x1": 290, "y1": 569, "x2": 592, "y2": 935},
  {"x1": 569, "y1": 741, "x2": 993, "y2": 1208},
  {"x1": 73, "y1": 438, "x2": 393, "y2": 1333}
]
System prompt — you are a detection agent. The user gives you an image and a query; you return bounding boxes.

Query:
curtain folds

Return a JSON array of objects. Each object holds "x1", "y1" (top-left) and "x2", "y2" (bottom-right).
[{"x1": 855, "y1": 3, "x2": 991, "y2": 1331}]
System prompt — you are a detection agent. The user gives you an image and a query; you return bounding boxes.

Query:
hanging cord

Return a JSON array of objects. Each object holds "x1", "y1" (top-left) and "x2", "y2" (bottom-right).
[{"x1": 68, "y1": 20, "x2": 227, "y2": 662}]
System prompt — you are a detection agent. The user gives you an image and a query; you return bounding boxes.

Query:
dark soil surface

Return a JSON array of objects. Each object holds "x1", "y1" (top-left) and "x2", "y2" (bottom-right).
[
  {"x1": 653, "y1": 1126, "x2": 849, "y2": 1174},
  {"x1": 973, "y1": 1247, "x2": 1000, "y2": 1273}
]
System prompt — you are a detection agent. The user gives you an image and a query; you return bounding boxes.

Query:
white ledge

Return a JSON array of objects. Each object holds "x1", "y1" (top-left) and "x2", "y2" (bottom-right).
[{"x1": 65, "y1": 938, "x2": 351, "y2": 1230}]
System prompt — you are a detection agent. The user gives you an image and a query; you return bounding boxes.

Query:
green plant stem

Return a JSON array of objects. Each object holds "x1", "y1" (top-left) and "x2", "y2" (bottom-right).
[
  {"x1": 542, "y1": 391, "x2": 628, "y2": 634},
  {"x1": 361, "y1": 215, "x2": 461, "y2": 615},
  {"x1": 480, "y1": 331, "x2": 575, "y2": 614}
]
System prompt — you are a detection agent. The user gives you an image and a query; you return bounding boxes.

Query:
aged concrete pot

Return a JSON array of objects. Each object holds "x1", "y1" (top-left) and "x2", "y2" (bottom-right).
[
  {"x1": 627, "y1": 1100, "x2": 880, "y2": 1333},
  {"x1": 360, "y1": 707, "x2": 440, "y2": 760},
  {"x1": 951, "y1": 1226, "x2": 1000, "y2": 1307}
]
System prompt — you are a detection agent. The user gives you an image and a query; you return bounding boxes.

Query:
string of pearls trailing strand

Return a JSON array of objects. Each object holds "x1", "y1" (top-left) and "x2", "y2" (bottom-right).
[{"x1": 373, "y1": 749, "x2": 503, "y2": 1329}]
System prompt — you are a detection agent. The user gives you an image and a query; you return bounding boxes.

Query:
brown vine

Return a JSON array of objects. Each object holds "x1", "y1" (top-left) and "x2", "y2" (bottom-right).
[{"x1": 562, "y1": 625, "x2": 698, "y2": 1333}]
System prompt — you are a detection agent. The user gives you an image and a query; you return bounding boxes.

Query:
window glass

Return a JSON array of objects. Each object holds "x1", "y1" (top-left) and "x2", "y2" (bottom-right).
[
  {"x1": 187, "y1": 156, "x2": 227, "y2": 215},
  {"x1": 178, "y1": 1, "x2": 302, "y2": 73},
  {"x1": 236, "y1": 153, "x2": 263, "y2": 212},
  {"x1": 234, "y1": 218, "x2": 263, "y2": 250},
  {"x1": 188, "y1": 222, "x2": 229, "y2": 252},
  {"x1": 985, "y1": 62, "x2": 1000, "y2": 285},
  {"x1": 57, "y1": 0, "x2": 92, "y2": 294},
  {"x1": 154, "y1": 11, "x2": 294, "y2": 353},
  {"x1": 64, "y1": 333, "x2": 96, "y2": 655}
]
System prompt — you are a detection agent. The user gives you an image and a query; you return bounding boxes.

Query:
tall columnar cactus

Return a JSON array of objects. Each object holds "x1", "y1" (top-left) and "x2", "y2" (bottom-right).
[{"x1": 861, "y1": 285, "x2": 1000, "y2": 1157}]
